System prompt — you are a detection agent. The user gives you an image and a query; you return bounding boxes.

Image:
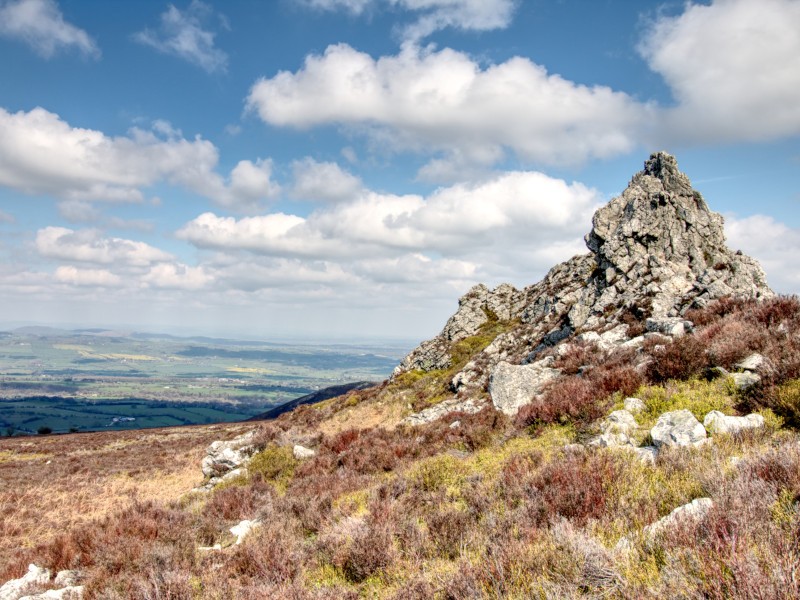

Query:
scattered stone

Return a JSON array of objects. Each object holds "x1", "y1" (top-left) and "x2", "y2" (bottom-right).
[
  {"x1": 403, "y1": 397, "x2": 484, "y2": 426},
  {"x1": 623, "y1": 397, "x2": 646, "y2": 414},
  {"x1": 703, "y1": 411, "x2": 764, "y2": 435},
  {"x1": 449, "y1": 420, "x2": 461, "y2": 429},
  {"x1": 734, "y1": 353, "x2": 769, "y2": 372},
  {"x1": 643, "y1": 498, "x2": 714, "y2": 541},
  {"x1": 589, "y1": 431, "x2": 634, "y2": 449},
  {"x1": 0, "y1": 564, "x2": 51, "y2": 600},
  {"x1": 629, "y1": 445, "x2": 659, "y2": 465},
  {"x1": 52, "y1": 573, "x2": 79, "y2": 589},
  {"x1": 489, "y1": 360, "x2": 562, "y2": 416},
  {"x1": 605, "y1": 410, "x2": 638, "y2": 435},
  {"x1": 293, "y1": 444, "x2": 316, "y2": 460},
  {"x1": 730, "y1": 371, "x2": 761, "y2": 390},
  {"x1": 230, "y1": 519, "x2": 261, "y2": 545},
  {"x1": 650, "y1": 410, "x2": 707, "y2": 448},
  {"x1": 201, "y1": 431, "x2": 256, "y2": 479},
  {"x1": 646, "y1": 317, "x2": 693, "y2": 337}
]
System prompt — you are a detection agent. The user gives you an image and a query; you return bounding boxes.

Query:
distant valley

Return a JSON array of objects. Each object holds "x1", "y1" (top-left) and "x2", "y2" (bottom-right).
[{"x1": 0, "y1": 328, "x2": 407, "y2": 435}]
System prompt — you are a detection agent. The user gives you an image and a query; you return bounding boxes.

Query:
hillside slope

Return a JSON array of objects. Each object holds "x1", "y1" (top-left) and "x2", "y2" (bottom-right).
[{"x1": 2, "y1": 153, "x2": 799, "y2": 600}]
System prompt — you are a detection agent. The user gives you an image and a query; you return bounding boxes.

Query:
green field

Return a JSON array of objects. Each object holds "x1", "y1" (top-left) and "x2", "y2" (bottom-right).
[{"x1": 0, "y1": 329, "x2": 406, "y2": 435}]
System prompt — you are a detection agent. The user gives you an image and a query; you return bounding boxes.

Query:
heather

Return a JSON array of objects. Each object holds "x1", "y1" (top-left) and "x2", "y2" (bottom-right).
[{"x1": 2, "y1": 295, "x2": 799, "y2": 599}]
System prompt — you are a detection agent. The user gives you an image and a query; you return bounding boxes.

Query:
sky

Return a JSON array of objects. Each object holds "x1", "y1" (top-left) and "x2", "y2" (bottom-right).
[{"x1": 0, "y1": 0, "x2": 798, "y2": 342}]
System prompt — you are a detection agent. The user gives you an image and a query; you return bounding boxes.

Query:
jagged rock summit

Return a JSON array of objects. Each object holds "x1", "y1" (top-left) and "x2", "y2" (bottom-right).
[{"x1": 395, "y1": 152, "x2": 772, "y2": 402}]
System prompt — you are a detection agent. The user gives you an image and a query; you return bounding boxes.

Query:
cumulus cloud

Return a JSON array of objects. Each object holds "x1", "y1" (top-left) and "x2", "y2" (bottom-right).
[
  {"x1": 640, "y1": 0, "x2": 800, "y2": 143},
  {"x1": 141, "y1": 262, "x2": 212, "y2": 290},
  {"x1": 725, "y1": 213, "x2": 800, "y2": 293},
  {"x1": 178, "y1": 170, "x2": 600, "y2": 273},
  {"x1": 302, "y1": 0, "x2": 516, "y2": 41},
  {"x1": 35, "y1": 227, "x2": 173, "y2": 267},
  {"x1": 134, "y1": 0, "x2": 228, "y2": 73},
  {"x1": 0, "y1": 107, "x2": 276, "y2": 211},
  {"x1": 247, "y1": 43, "x2": 651, "y2": 171},
  {"x1": 290, "y1": 158, "x2": 363, "y2": 202},
  {"x1": 54, "y1": 265, "x2": 121, "y2": 287},
  {"x1": 0, "y1": 0, "x2": 99, "y2": 58}
]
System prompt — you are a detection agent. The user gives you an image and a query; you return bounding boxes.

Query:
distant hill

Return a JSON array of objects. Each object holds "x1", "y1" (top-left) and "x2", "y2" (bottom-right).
[{"x1": 246, "y1": 380, "x2": 375, "y2": 421}]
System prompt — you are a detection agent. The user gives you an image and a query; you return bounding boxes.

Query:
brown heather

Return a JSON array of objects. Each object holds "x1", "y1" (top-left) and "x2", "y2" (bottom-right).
[{"x1": 1, "y1": 296, "x2": 800, "y2": 598}]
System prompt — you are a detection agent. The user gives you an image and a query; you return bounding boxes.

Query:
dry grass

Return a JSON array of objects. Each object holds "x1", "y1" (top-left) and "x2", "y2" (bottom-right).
[{"x1": 0, "y1": 422, "x2": 249, "y2": 578}]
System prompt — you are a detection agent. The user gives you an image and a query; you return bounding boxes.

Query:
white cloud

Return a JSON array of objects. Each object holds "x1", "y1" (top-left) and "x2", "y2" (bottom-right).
[
  {"x1": 0, "y1": 209, "x2": 14, "y2": 224},
  {"x1": 640, "y1": 0, "x2": 800, "y2": 143},
  {"x1": 290, "y1": 158, "x2": 363, "y2": 202},
  {"x1": 141, "y1": 262, "x2": 212, "y2": 290},
  {"x1": 134, "y1": 0, "x2": 228, "y2": 73},
  {"x1": 247, "y1": 43, "x2": 650, "y2": 170},
  {"x1": 0, "y1": 0, "x2": 99, "y2": 58},
  {"x1": 178, "y1": 170, "x2": 600, "y2": 270},
  {"x1": 301, "y1": 0, "x2": 515, "y2": 41},
  {"x1": 54, "y1": 265, "x2": 121, "y2": 287},
  {"x1": 0, "y1": 107, "x2": 275, "y2": 212},
  {"x1": 725, "y1": 213, "x2": 800, "y2": 293},
  {"x1": 35, "y1": 227, "x2": 173, "y2": 267}
]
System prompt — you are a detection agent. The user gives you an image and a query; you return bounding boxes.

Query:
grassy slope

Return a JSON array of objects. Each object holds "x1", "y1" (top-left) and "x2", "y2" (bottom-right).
[{"x1": 2, "y1": 297, "x2": 800, "y2": 598}]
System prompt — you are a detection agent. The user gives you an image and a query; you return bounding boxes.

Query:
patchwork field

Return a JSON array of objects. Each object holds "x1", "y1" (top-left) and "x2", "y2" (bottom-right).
[{"x1": 0, "y1": 329, "x2": 406, "y2": 435}]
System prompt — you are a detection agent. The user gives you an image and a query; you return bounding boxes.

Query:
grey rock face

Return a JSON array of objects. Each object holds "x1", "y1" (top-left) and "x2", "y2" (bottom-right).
[
  {"x1": 703, "y1": 410, "x2": 765, "y2": 435},
  {"x1": 735, "y1": 353, "x2": 769, "y2": 372},
  {"x1": 394, "y1": 153, "x2": 773, "y2": 405},
  {"x1": 489, "y1": 360, "x2": 562, "y2": 416},
  {"x1": 650, "y1": 409, "x2": 707, "y2": 448}
]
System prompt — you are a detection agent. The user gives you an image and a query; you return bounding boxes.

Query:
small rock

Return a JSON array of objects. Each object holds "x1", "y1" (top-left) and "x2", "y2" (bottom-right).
[
  {"x1": 230, "y1": 519, "x2": 261, "y2": 545},
  {"x1": 201, "y1": 431, "x2": 256, "y2": 478},
  {"x1": 731, "y1": 371, "x2": 761, "y2": 390},
  {"x1": 404, "y1": 397, "x2": 484, "y2": 426},
  {"x1": 643, "y1": 498, "x2": 713, "y2": 541},
  {"x1": 630, "y1": 445, "x2": 658, "y2": 465},
  {"x1": 449, "y1": 420, "x2": 461, "y2": 429},
  {"x1": 589, "y1": 431, "x2": 633, "y2": 448},
  {"x1": 604, "y1": 409, "x2": 638, "y2": 435},
  {"x1": 19, "y1": 588, "x2": 84, "y2": 600},
  {"x1": 650, "y1": 410, "x2": 707, "y2": 448},
  {"x1": 293, "y1": 445, "x2": 316, "y2": 460},
  {"x1": 734, "y1": 353, "x2": 768, "y2": 372},
  {"x1": 703, "y1": 411, "x2": 764, "y2": 435},
  {"x1": 646, "y1": 317, "x2": 693, "y2": 337},
  {"x1": 623, "y1": 397, "x2": 646, "y2": 414}
]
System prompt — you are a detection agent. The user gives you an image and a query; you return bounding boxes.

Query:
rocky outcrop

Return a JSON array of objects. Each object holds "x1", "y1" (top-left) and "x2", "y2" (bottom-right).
[
  {"x1": 394, "y1": 152, "x2": 772, "y2": 415},
  {"x1": 403, "y1": 397, "x2": 485, "y2": 426},
  {"x1": 643, "y1": 498, "x2": 714, "y2": 541}
]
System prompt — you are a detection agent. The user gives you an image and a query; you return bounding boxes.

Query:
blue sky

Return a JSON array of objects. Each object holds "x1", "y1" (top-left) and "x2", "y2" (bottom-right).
[{"x1": 0, "y1": 0, "x2": 798, "y2": 341}]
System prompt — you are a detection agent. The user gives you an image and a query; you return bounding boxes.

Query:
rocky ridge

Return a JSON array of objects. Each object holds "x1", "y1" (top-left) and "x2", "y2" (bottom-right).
[{"x1": 395, "y1": 152, "x2": 773, "y2": 418}]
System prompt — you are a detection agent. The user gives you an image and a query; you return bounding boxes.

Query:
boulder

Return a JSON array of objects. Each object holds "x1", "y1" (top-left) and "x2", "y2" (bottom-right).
[
  {"x1": 489, "y1": 360, "x2": 561, "y2": 416},
  {"x1": 589, "y1": 431, "x2": 633, "y2": 449},
  {"x1": 629, "y1": 445, "x2": 659, "y2": 465},
  {"x1": 650, "y1": 410, "x2": 707, "y2": 448},
  {"x1": 201, "y1": 431, "x2": 256, "y2": 479},
  {"x1": 703, "y1": 411, "x2": 764, "y2": 435},
  {"x1": 604, "y1": 409, "x2": 638, "y2": 435},
  {"x1": 734, "y1": 353, "x2": 770, "y2": 372}
]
